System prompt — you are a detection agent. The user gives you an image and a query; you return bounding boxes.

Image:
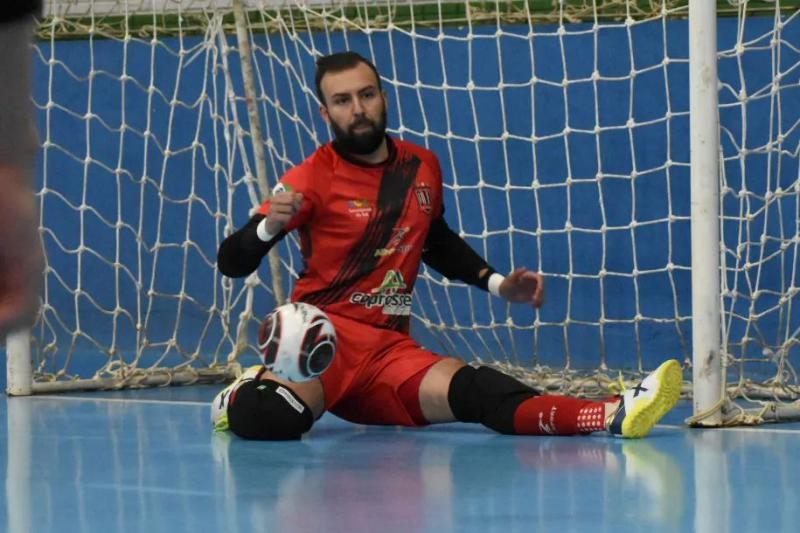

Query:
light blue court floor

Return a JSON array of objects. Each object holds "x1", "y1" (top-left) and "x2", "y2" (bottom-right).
[{"x1": 2, "y1": 387, "x2": 799, "y2": 533}]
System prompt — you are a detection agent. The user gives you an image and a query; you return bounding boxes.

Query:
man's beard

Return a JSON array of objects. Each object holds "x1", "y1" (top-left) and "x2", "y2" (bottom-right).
[{"x1": 331, "y1": 108, "x2": 387, "y2": 156}]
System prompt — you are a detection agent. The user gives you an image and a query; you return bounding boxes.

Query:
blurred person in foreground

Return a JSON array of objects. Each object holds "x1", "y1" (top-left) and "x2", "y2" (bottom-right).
[{"x1": 0, "y1": 0, "x2": 44, "y2": 336}]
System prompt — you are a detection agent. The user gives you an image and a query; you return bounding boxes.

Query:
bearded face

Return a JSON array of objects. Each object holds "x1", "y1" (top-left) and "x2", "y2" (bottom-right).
[
  {"x1": 329, "y1": 106, "x2": 387, "y2": 155},
  {"x1": 319, "y1": 62, "x2": 389, "y2": 157}
]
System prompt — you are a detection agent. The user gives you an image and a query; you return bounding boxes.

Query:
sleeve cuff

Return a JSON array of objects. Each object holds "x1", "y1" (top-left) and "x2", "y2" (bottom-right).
[
  {"x1": 256, "y1": 217, "x2": 276, "y2": 242},
  {"x1": 487, "y1": 273, "x2": 505, "y2": 298}
]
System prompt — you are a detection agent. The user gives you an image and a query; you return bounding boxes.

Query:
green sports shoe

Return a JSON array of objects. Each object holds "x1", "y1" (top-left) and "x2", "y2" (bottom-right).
[
  {"x1": 210, "y1": 365, "x2": 266, "y2": 432},
  {"x1": 607, "y1": 359, "x2": 682, "y2": 438}
]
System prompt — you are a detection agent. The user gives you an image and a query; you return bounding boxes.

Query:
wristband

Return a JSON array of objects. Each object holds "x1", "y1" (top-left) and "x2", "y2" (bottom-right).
[
  {"x1": 256, "y1": 217, "x2": 276, "y2": 242},
  {"x1": 487, "y1": 273, "x2": 505, "y2": 297}
]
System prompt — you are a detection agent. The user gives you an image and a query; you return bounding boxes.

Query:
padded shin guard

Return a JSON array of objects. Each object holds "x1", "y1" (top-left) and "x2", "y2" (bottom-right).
[
  {"x1": 228, "y1": 379, "x2": 314, "y2": 440},
  {"x1": 447, "y1": 366, "x2": 538, "y2": 434}
]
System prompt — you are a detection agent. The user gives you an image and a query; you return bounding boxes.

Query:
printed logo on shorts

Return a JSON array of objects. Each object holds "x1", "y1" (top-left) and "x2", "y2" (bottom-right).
[
  {"x1": 414, "y1": 183, "x2": 432, "y2": 214},
  {"x1": 347, "y1": 198, "x2": 373, "y2": 218},
  {"x1": 349, "y1": 270, "x2": 412, "y2": 316}
]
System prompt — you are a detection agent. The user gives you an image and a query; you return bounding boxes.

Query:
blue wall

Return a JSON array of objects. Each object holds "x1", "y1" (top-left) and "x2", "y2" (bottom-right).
[{"x1": 32, "y1": 14, "x2": 800, "y2": 377}]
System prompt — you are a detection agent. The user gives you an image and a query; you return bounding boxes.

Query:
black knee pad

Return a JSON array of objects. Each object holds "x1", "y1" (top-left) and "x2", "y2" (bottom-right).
[
  {"x1": 447, "y1": 366, "x2": 538, "y2": 434},
  {"x1": 227, "y1": 379, "x2": 314, "y2": 440}
]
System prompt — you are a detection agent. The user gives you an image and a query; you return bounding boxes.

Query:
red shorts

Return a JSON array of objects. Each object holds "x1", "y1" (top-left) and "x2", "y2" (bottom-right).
[{"x1": 319, "y1": 312, "x2": 446, "y2": 427}]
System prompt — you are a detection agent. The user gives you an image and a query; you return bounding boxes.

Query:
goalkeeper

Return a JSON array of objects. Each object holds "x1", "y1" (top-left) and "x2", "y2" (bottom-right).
[{"x1": 213, "y1": 51, "x2": 681, "y2": 441}]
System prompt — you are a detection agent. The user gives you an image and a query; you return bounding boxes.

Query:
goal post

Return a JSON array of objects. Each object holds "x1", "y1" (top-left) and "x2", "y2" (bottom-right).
[
  {"x1": 688, "y1": 0, "x2": 722, "y2": 426},
  {"x1": 8, "y1": 0, "x2": 800, "y2": 426}
]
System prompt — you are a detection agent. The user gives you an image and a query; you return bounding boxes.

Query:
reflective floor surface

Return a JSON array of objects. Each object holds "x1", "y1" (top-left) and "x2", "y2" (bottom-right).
[{"x1": 2, "y1": 386, "x2": 798, "y2": 533}]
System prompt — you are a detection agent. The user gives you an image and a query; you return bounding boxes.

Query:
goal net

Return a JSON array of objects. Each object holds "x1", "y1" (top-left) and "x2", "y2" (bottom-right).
[{"x1": 13, "y1": 0, "x2": 800, "y2": 424}]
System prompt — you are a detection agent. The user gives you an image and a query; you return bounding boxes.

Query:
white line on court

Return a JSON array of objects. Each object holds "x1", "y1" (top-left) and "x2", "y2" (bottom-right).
[
  {"x1": 18, "y1": 396, "x2": 800, "y2": 433},
  {"x1": 657, "y1": 423, "x2": 800, "y2": 434},
  {"x1": 22, "y1": 395, "x2": 209, "y2": 406},
  {"x1": 708, "y1": 426, "x2": 800, "y2": 435}
]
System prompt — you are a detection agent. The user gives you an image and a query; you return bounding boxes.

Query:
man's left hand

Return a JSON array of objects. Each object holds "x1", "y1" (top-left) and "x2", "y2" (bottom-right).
[{"x1": 499, "y1": 268, "x2": 544, "y2": 308}]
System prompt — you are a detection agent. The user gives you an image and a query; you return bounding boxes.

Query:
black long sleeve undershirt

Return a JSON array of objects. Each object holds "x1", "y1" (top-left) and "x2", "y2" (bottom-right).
[
  {"x1": 217, "y1": 213, "x2": 495, "y2": 291},
  {"x1": 217, "y1": 214, "x2": 285, "y2": 278},
  {"x1": 422, "y1": 215, "x2": 494, "y2": 291}
]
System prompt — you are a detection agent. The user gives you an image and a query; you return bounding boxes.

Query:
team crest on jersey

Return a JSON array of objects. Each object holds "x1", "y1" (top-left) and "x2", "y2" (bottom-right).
[
  {"x1": 347, "y1": 198, "x2": 373, "y2": 218},
  {"x1": 414, "y1": 183, "x2": 432, "y2": 214}
]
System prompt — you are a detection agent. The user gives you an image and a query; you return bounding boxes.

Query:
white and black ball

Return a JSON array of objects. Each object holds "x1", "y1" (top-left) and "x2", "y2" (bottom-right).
[{"x1": 258, "y1": 302, "x2": 336, "y2": 382}]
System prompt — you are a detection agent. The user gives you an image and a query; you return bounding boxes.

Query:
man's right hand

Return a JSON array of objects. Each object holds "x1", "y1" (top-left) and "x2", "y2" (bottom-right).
[{"x1": 266, "y1": 192, "x2": 304, "y2": 234}]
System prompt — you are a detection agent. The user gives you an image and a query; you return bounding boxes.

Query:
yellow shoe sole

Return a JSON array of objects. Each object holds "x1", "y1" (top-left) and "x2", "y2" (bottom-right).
[
  {"x1": 621, "y1": 359, "x2": 682, "y2": 439},
  {"x1": 214, "y1": 414, "x2": 230, "y2": 432},
  {"x1": 212, "y1": 365, "x2": 264, "y2": 433}
]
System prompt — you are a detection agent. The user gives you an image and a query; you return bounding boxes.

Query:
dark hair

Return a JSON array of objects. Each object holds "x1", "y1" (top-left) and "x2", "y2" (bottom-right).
[{"x1": 315, "y1": 51, "x2": 382, "y2": 105}]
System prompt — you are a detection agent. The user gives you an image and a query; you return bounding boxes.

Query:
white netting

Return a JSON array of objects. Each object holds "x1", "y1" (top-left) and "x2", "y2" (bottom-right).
[
  {"x1": 27, "y1": 1, "x2": 800, "y2": 417},
  {"x1": 717, "y1": 3, "x2": 800, "y2": 408}
]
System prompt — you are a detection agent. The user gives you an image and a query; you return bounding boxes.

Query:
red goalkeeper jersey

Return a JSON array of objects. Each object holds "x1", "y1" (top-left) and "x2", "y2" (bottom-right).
[{"x1": 258, "y1": 137, "x2": 443, "y2": 331}]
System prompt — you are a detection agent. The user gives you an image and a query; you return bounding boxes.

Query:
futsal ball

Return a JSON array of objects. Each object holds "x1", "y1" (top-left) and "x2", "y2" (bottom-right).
[{"x1": 258, "y1": 302, "x2": 337, "y2": 382}]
